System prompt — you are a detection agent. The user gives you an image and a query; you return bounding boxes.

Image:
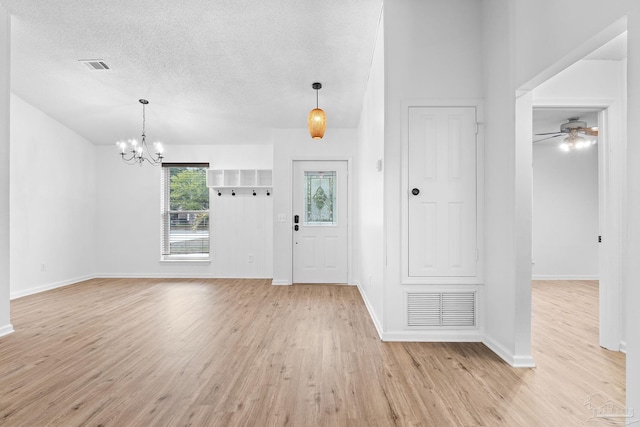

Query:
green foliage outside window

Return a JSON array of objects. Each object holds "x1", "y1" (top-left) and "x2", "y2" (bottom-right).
[{"x1": 169, "y1": 168, "x2": 209, "y2": 211}]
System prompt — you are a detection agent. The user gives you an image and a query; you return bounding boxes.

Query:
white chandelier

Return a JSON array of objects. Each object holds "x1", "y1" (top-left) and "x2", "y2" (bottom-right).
[{"x1": 117, "y1": 99, "x2": 164, "y2": 165}]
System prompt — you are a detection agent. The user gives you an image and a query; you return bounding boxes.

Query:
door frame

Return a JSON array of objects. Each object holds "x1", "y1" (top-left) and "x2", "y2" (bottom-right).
[
  {"x1": 531, "y1": 98, "x2": 624, "y2": 351},
  {"x1": 291, "y1": 157, "x2": 353, "y2": 285},
  {"x1": 401, "y1": 99, "x2": 485, "y2": 285}
]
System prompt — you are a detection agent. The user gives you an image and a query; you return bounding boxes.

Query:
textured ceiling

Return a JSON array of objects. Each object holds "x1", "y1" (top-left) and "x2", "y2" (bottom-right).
[{"x1": 1, "y1": 0, "x2": 382, "y2": 145}]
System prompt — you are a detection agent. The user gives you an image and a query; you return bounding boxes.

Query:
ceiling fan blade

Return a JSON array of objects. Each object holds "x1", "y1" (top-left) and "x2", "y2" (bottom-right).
[
  {"x1": 534, "y1": 132, "x2": 565, "y2": 136},
  {"x1": 533, "y1": 134, "x2": 563, "y2": 143},
  {"x1": 583, "y1": 129, "x2": 599, "y2": 136}
]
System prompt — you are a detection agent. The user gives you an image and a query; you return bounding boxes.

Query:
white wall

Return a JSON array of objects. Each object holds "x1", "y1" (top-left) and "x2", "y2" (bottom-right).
[
  {"x1": 625, "y1": 9, "x2": 640, "y2": 414},
  {"x1": 383, "y1": 0, "x2": 483, "y2": 335},
  {"x1": 0, "y1": 5, "x2": 11, "y2": 336},
  {"x1": 488, "y1": 0, "x2": 640, "y2": 413},
  {"x1": 356, "y1": 10, "x2": 384, "y2": 335},
  {"x1": 95, "y1": 144, "x2": 273, "y2": 278},
  {"x1": 272, "y1": 128, "x2": 356, "y2": 285},
  {"x1": 534, "y1": 60, "x2": 626, "y2": 101},
  {"x1": 10, "y1": 94, "x2": 97, "y2": 298},
  {"x1": 514, "y1": 1, "x2": 632, "y2": 90},
  {"x1": 482, "y1": 0, "x2": 533, "y2": 366},
  {"x1": 532, "y1": 143, "x2": 599, "y2": 279}
]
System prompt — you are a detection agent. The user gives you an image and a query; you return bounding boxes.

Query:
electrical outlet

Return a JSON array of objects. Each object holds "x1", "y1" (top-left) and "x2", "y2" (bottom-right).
[
  {"x1": 248, "y1": 254, "x2": 254, "y2": 263},
  {"x1": 277, "y1": 214, "x2": 287, "y2": 223},
  {"x1": 40, "y1": 263, "x2": 46, "y2": 272}
]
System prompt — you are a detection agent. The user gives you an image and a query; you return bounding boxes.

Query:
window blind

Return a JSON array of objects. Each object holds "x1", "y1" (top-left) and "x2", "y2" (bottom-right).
[{"x1": 161, "y1": 163, "x2": 210, "y2": 258}]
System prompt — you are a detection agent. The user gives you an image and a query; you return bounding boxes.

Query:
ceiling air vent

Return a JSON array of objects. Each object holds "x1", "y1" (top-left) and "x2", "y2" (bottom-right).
[{"x1": 79, "y1": 59, "x2": 110, "y2": 70}]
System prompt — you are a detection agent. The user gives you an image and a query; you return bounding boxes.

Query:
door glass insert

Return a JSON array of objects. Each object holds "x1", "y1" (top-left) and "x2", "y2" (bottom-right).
[{"x1": 304, "y1": 171, "x2": 337, "y2": 225}]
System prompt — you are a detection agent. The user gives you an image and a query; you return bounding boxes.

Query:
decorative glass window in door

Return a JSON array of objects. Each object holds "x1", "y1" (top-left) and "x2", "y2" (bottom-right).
[{"x1": 304, "y1": 171, "x2": 337, "y2": 225}]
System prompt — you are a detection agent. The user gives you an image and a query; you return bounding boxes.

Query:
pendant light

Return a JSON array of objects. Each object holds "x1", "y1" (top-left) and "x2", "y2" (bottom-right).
[
  {"x1": 308, "y1": 82, "x2": 326, "y2": 139},
  {"x1": 116, "y1": 99, "x2": 164, "y2": 166}
]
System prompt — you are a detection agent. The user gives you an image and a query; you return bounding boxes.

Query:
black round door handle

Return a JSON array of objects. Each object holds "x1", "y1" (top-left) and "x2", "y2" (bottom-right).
[{"x1": 411, "y1": 188, "x2": 420, "y2": 196}]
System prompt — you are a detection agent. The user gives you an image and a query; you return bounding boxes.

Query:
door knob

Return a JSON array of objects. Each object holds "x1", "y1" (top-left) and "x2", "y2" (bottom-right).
[
  {"x1": 411, "y1": 188, "x2": 420, "y2": 196},
  {"x1": 294, "y1": 225, "x2": 299, "y2": 231}
]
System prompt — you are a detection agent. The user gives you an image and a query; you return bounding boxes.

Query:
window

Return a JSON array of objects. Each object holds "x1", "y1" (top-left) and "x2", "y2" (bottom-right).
[
  {"x1": 161, "y1": 163, "x2": 210, "y2": 260},
  {"x1": 304, "y1": 171, "x2": 337, "y2": 225}
]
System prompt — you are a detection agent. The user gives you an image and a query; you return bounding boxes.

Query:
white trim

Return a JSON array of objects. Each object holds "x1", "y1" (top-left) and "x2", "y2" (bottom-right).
[
  {"x1": 382, "y1": 331, "x2": 483, "y2": 342},
  {"x1": 96, "y1": 273, "x2": 272, "y2": 279},
  {"x1": 620, "y1": 341, "x2": 627, "y2": 354},
  {"x1": 531, "y1": 275, "x2": 600, "y2": 281},
  {"x1": 271, "y1": 280, "x2": 292, "y2": 286},
  {"x1": 0, "y1": 324, "x2": 14, "y2": 337},
  {"x1": 400, "y1": 100, "x2": 485, "y2": 286},
  {"x1": 355, "y1": 281, "x2": 383, "y2": 339},
  {"x1": 532, "y1": 99, "x2": 623, "y2": 351},
  {"x1": 10, "y1": 274, "x2": 96, "y2": 300},
  {"x1": 483, "y1": 335, "x2": 536, "y2": 368}
]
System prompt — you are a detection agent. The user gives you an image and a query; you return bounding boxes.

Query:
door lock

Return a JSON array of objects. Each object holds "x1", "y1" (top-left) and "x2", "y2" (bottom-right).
[
  {"x1": 294, "y1": 225, "x2": 299, "y2": 231},
  {"x1": 411, "y1": 188, "x2": 420, "y2": 196}
]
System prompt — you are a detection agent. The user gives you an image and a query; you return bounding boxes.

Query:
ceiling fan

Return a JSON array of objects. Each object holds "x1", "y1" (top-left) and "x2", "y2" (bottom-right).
[{"x1": 534, "y1": 117, "x2": 599, "y2": 151}]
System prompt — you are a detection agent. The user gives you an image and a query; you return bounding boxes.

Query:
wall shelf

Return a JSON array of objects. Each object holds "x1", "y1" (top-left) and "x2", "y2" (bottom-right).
[{"x1": 206, "y1": 169, "x2": 272, "y2": 189}]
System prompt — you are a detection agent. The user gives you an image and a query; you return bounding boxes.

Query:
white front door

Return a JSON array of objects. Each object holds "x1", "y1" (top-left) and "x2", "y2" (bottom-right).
[
  {"x1": 408, "y1": 107, "x2": 477, "y2": 277},
  {"x1": 292, "y1": 160, "x2": 348, "y2": 283}
]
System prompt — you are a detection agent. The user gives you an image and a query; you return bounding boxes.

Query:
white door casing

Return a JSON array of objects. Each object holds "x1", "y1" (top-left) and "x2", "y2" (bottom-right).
[
  {"x1": 408, "y1": 107, "x2": 478, "y2": 278},
  {"x1": 292, "y1": 160, "x2": 348, "y2": 283}
]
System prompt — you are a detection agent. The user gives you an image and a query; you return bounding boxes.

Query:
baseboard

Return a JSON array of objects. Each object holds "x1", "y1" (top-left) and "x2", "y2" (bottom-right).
[
  {"x1": 10, "y1": 274, "x2": 96, "y2": 300},
  {"x1": 12, "y1": 274, "x2": 281, "y2": 299},
  {"x1": 96, "y1": 273, "x2": 217, "y2": 279},
  {"x1": 97, "y1": 273, "x2": 278, "y2": 280},
  {"x1": 483, "y1": 335, "x2": 536, "y2": 368},
  {"x1": 271, "y1": 279, "x2": 292, "y2": 286},
  {"x1": 355, "y1": 281, "x2": 383, "y2": 340},
  {"x1": 620, "y1": 341, "x2": 627, "y2": 354},
  {"x1": 531, "y1": 275, "x2": 599, "y2": 281},
  {"x1": 0, "y1": 323, "x2": 14, "y2": 337}
]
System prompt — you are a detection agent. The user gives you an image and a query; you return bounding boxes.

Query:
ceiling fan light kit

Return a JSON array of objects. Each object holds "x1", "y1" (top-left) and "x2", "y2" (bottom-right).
[
  {"x1": 117, "y1": 99, "x2": 164, "y2": 166},
  {"x1": 534, "y1": 117, "x2": 599, "y2": 151},
  {"x1": 308, "y1": 82, "x2": 326, "y2": 139}
]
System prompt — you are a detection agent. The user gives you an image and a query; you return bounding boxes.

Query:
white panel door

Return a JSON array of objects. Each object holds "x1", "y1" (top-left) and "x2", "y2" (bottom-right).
[
  {"x1": 293, "y1": 160, "x2": 348, "y2": 283},
  {"x1": 408, "y1": 107, "x2": 477, "y2": 277}
]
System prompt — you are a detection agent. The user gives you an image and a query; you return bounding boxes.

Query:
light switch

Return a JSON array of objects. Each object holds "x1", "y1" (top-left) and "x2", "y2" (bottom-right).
[{"x1": 277, "y1": 214, "x2": 287, "y2": 223}]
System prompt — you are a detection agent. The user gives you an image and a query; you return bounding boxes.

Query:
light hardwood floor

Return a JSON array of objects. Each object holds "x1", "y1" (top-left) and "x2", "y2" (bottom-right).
[{"x1": 0, "y1": 279, "x2": 625, "y2": 426}]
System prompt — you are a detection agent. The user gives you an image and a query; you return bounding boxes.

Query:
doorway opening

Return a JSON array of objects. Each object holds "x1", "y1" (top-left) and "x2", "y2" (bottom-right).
[{"x1": 520, "y1": 29, "x2": 627, "y2": 401}]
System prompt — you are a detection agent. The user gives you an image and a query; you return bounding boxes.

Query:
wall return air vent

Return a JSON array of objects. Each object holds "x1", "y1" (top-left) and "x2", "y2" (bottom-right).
[
  {"x1": 406, "y1": 291, "x2": 476, "y2": 329},
  {"x1": 79, "y1": 59, "x2": 110, "y2": 70}
]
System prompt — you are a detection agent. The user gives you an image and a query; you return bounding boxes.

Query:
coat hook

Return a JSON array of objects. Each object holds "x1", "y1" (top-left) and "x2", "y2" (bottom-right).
[
  {"x1": 252, "y1": 189, "x2": 256, "y2": 196},
  {"x1": 232, "y1": 189, "x2": 236, "y2": 196},
  {"x1": 217, "y1": 190, "x2": 222, "y2": 196},
  {"x1": 266, "y1": 189, "x2": 270, "y2": 196}
]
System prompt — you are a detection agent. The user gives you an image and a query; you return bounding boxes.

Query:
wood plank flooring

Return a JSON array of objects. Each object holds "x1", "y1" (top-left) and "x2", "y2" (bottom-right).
[{"x1": 0, "y1": 278, "x2": 625, "y2": 426}]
